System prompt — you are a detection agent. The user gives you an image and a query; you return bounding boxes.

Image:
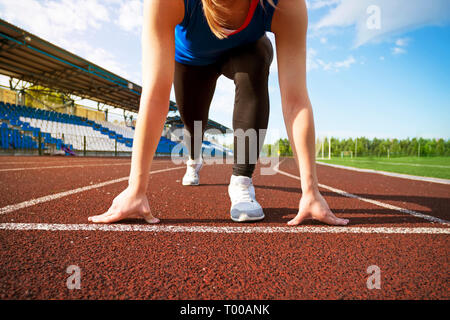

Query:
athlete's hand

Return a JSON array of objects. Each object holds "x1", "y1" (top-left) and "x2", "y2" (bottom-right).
[
  {"x1": 288, "y1": 191, "x2": 349, "y2": 226},
  {"x1": 88, "y1": 187, "x2": 160, "y2": 224}
]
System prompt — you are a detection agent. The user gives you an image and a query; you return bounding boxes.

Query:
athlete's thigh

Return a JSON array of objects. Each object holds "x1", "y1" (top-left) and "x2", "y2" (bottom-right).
[
  {"x1": 174, "y1": 61, "x2": 220, "y2": 125},
  {"x1": 219, "y1": 35, "x2": 273, "y2": 80}
]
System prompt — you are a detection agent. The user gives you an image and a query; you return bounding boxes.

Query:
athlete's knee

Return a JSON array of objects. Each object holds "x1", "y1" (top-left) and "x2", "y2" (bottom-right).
[{"x1": 247, "y1": 36, "x2": 273, "y2": 70}]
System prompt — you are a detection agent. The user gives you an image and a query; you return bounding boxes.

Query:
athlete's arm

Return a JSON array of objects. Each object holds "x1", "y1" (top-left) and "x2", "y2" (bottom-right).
[
  {"x1": 271, "y1": 0, "x2": 349, "y2": 226},
  {"x1": 88, "y1": 0, "x2": 184, "y2": 224}
]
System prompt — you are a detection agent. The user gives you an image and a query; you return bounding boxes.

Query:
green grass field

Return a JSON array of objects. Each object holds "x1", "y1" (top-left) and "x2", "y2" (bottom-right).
[{"x1": 317, "y1": 156, "x2": 450, "y2": 180}]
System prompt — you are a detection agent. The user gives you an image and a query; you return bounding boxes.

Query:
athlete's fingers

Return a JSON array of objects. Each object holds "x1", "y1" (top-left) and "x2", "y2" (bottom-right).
[
  {"x1": 141, "y1": 211, "x2": 160, "y2": 224},
  {"x1": 88, "y1": 213, "x2": 108, "y2": 223},
  {"x1": 88, "y1": 208, "x2": 113, "y2": 222},
  {"x1": 333, "y1": 217, "x2": 350, "y2": 226},
  {"x1": 88, "y1": 212, "x2": 121, "y2": 224},
  {"x1": 126, "y1": 212, "x2": 159, "y2": 224},
  {"x1": 143, "y1": 216, "x2": 160, "y2": 224},
  {"x1": 88, "y1": 213, "x2": 104, "y2": 222},
  {"x1": 103, "y1": 208, "x2": 116, "y2": 217},
  {"x1": 318, "y1": 213, "x2": 349, "y2": 226},
  {"x1": 287, "y1": 211, "x2": 308, "y2": 226}
]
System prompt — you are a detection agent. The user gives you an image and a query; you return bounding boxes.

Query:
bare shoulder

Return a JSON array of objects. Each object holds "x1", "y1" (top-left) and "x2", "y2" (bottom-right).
[
  {"x1": 271, "y1": 0, "x2": 308, "y2": 35},
  {"x1": 143, "y1": 0, "x2": 185, "y2": 26}
]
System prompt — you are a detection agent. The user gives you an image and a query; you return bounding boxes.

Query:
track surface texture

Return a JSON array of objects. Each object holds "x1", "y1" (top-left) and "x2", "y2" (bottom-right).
[{"x1": 0, "y1": 156, "x2": 448, "y2": 299}]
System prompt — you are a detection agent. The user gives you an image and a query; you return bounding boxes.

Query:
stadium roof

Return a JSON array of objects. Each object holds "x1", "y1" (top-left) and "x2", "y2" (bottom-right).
[
  {"x1": 0, "y1": 18, "x2": 229, "y2": 132},
  {"x1": 166, "y1": 116, "x2": 229, "y2": 134},
  {"x1": 0, "y1": 18, "x2": 144, "y2": 112}
]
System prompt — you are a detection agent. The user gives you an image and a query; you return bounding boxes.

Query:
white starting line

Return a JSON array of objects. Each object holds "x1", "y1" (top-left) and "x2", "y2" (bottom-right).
[
  {"x1": 0, "y1": 159, "x2": 131, "y2": 166},
  {"x1": 0, "y1": 222, "x2": 448, "y2": 235},
  {"x1": 0, "y1": 160, "x2": 448, "y2": 235},
  {"x1": 0, "y1": 162, "x2": 132, "y2": 172}
]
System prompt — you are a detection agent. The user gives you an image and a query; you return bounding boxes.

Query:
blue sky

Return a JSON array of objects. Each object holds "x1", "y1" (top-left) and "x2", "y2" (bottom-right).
[{"x1": 0, "y1": 0, "x2": 449, "y2": 142}]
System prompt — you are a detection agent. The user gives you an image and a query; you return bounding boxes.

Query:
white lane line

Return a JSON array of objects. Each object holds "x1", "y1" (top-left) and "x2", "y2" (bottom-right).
[
  {"x1": 0, "y1": 222, "x2": 448, "y2": 234},
  {"x1": 0, "y1": 166, "x2": 184, "y2": 215},
  {"x1": 340, "y1": 160, "x2": 450, "y2": 169},
  {"x1": 317, "y1": 161, "x2": 450, "y2": 185},
  {"x1": 274, "y1": 161, "x2": 450, "y2": 225},
  {"x1": 373, "y1": 162, "x2": 449, "y2": 169},
  {"x1": 0, "y1": 160, "x2": 131, "y2": 166},
  {"x1": 0, "y1": 162, "x2": 131, "y2": 172}
]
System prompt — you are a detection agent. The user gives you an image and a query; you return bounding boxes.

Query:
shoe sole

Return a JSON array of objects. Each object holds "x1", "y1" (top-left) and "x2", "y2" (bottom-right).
[
  {"x1": 182, "y1": 181, "x2": 199, "y2": 186},
  {"x1": 231, "y1": 213, "x2": 265, "y2": 222}
]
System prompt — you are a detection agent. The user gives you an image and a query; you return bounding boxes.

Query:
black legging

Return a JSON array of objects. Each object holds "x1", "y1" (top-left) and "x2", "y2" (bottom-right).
[{"x1": 174, "y1": 35, "x2": 273, "y2": 178}]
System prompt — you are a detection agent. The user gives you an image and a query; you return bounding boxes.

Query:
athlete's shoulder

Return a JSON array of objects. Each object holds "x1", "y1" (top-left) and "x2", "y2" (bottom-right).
[
  {"x1": 143, "y1": 0, "x2": 185, "y2": 26},
  {"x1": 271, "y1": 0, "x2": 307, "y2": 35}
]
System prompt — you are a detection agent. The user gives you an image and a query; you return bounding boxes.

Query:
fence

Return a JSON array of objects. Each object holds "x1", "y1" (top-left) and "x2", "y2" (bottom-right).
[
  {"x1": 0, "y1": 125, "x2": 133, "y2": 156},
  {"x1": 314, "y1": 136, "x2": 450, "y2": 158}
]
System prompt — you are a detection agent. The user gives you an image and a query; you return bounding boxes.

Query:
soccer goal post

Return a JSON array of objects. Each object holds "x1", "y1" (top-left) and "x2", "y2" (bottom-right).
[
  {"x1": 316, "y1": 135, "x2": 332, "y2": 159},
  {"x1": 340, "y1": 151, "x2": 353, "y2": 158}
]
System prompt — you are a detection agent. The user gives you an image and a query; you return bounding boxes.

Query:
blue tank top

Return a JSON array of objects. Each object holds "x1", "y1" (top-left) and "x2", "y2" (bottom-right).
[{"x1": 175, "y1": 0, "x2": 278, "y2": 66}]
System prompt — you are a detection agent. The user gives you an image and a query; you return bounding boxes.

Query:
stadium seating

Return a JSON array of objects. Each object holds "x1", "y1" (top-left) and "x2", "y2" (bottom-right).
[
  {"x1": 0, "y1": 101, "x2": 230, "y2": 157},
  {"x1": 0, "y1": 101, "x2": 132, "y2": 154},
  {"x1": 98, "y1": 120, "x2": 134, "y2": 140},
  {"x1": 0, "y1": 122, "x2": 39, "y2": 150},
  {"x1": 157, "y1": 136, "x2": 178, "y2": 154},
  {"x1": 202, "y1": 140, "x2": 233, "y2": 157}
]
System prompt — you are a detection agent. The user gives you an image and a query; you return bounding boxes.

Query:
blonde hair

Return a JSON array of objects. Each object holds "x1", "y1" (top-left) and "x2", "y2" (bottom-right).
[{"x1": 201, "y1": 0, "x2": 276, "y2": 39}]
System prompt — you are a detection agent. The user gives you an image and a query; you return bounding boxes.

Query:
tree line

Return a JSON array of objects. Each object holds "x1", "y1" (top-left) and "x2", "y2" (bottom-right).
[{"x1": 262, "y1": 137, "x2": 450, "y2": 157}]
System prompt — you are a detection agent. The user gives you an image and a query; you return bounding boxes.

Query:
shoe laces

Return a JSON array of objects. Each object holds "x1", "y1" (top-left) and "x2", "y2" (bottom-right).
[
  {"x1": 232, "y1": 183, "x2": 254, "y2": 203},
  {"x1": 185, "y1": 164, "x2": 197, "y2": 177}
]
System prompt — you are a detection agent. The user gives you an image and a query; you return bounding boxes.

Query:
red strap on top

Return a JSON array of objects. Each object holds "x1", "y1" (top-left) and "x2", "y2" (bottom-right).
[{"x1": 227, "y1": 0, "x2": 259, "y2": 36}]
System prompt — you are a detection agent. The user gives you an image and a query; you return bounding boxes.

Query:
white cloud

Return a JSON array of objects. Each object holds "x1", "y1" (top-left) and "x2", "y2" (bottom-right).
[
  {"x1": 307, "y1": 0, "x2": 340, "y2": 10},
  {"x1": 314, "y1": 0, "x2": 450, "y2": 47},
  {"x1": 316, "y1": 59, "x2": 332, "y2": 71},
  {"x1": 86, "y1": 46, "x2": 132, "y2": 78},
  {"x1": 395, "y1": 37, "x2": 410, "y2": 47},
  {"x1": 309, "y1": 49, "x2": 356, "y2": 72},
  {"x1": 0, "y1": 0, "x2": 110, "y2": 41},
  {"x1": 391, "y1": 37, "x2": 411, "y2": 55},
  {"x1": 261, "y1": 39, "x2": 337, "y2": 74},
  {"x1": 0, "y1": 0, "x2": 133, "y2": 79},
  {"x1": 307, "y1": 48, "x2": 319, "y2": 71},
  {"x1": 392, "y1": 47, "x2": 406, "y2": 55},
  {"x1": 333, "y1": 55, "x2": 356, "y2": 68},
  {"x1": 116, "y1": 0, "x2": 143, "y2": 33}
]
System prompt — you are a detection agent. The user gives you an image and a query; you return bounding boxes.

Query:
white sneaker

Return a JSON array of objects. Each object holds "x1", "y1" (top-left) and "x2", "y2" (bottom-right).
[
  {"x1": 182, "y1": 158, "x2": 203, "y2": 186},
  {"x1": 228, "y1": 175, "x2": 264, "y2": 222}
]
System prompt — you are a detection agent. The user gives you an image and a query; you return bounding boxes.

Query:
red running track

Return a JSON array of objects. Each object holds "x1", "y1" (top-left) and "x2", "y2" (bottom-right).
[{"x1": 0, "y1": 156, "x2": 448, "y2": 299}]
